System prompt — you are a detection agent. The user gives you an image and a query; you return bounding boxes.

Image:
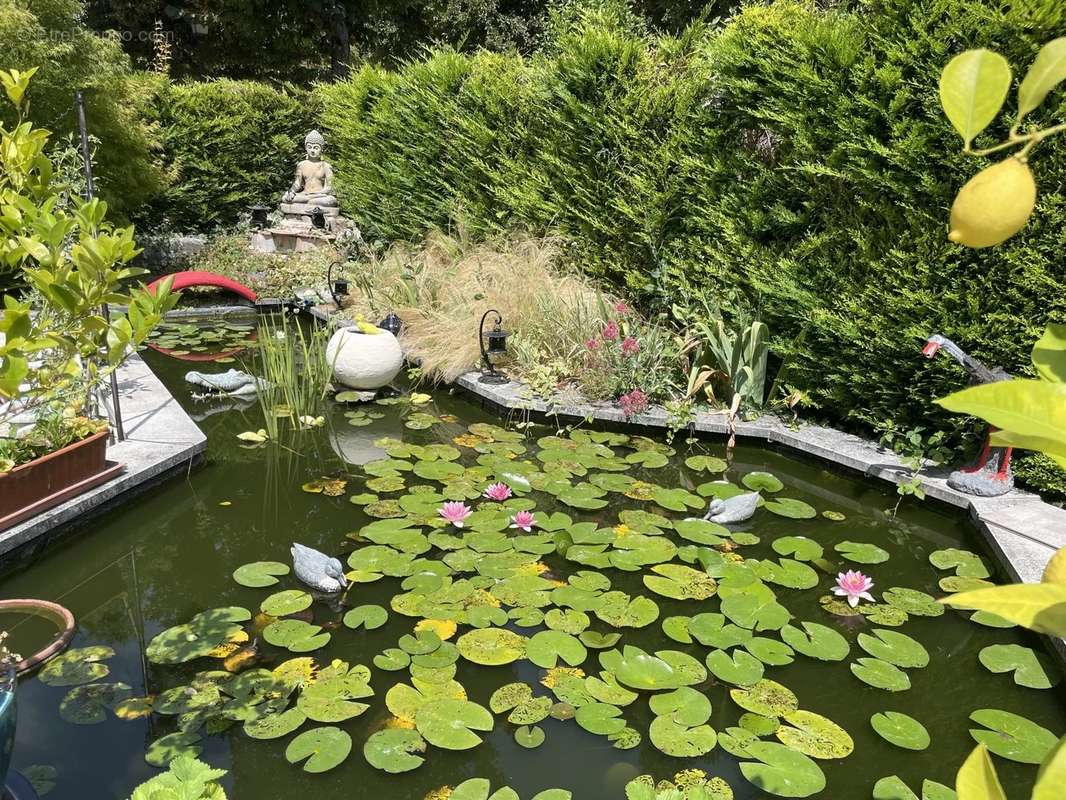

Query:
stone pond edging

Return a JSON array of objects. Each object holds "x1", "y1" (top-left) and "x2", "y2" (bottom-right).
[
  {"x1": 0, "y1": 353, "x2": 207, "y2": 563},
  {"x1": 453, "y1": 372, "x2": 1066, "y2": 591}
]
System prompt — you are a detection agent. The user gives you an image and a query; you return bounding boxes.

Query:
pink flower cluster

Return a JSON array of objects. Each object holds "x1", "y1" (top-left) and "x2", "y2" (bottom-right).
[{"x1": 618, "y1": 388, "x2": 648, "y2": 418}]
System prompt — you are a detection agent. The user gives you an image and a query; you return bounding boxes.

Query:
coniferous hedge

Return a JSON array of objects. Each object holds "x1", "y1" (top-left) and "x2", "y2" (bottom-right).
[
  {"x1": 318, "y1": 0, "x2": 1066, "y2": 494},
  {"x1": 141, "y1": 80, "x2": 318, "y2": 230}
]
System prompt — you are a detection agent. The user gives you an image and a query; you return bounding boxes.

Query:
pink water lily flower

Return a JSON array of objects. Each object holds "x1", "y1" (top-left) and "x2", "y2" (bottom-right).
[
  {"x1": 483, "y1": 482, "x2": 513, "y2": 501},
  {"x1": 510, "y1": 511, "x2": 536, "y2": 532},
  {"x1": 439, "y1": 501, "x2": 472, "y2": 528},
  {"x1": 834, "y1": 570, "x2": 875, "y2": 607}
]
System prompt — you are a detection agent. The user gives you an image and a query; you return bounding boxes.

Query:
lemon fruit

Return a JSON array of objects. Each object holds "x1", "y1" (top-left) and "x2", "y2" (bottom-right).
[{"x1": 948, "y1": 156, "x2": 1036, "y2": 248}]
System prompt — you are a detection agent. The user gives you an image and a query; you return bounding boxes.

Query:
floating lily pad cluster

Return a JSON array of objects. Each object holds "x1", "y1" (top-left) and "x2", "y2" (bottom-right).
[
  {"x1": 84, "y1": 411, "x2": 1062, "y2": 797},
  {"x1": 148, "y1": 320, "x2": 256, "y2": 360}
]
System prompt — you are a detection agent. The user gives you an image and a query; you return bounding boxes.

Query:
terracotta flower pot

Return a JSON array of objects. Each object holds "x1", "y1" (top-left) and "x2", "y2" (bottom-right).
[{"x1": 0, "y1": 430, "x2": 122, "y2": 532}]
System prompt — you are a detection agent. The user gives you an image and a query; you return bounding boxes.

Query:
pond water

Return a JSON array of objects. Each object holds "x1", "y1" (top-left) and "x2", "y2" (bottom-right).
[{"x1": 2, "y1": 317, "x2": 1063, "y2": 799}]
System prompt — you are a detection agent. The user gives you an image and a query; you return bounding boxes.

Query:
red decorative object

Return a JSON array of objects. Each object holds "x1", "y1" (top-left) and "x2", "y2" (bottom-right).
[{"x1": 148, "y1": 270, "x2": 258, "y2": 302}]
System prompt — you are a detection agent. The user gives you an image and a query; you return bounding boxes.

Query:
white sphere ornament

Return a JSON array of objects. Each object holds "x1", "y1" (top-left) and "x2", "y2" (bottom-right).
[{"x1": 327, "y1": 326, "x2": 403, "y2": 391}]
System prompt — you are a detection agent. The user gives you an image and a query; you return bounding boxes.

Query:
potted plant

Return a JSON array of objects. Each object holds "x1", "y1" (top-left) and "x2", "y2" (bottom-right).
[{"x1": 0, "y1": 67, "x2": 177, "y2": 529}]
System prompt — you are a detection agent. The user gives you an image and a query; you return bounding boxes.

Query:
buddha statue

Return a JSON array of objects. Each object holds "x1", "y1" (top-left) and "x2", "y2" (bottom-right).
[{"x1": 280, "y1": 130, "x2": 340, "y2": 220}]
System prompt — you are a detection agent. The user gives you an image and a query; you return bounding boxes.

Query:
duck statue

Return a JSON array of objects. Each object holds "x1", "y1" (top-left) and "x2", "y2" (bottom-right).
[
  {"x1": 703, "y1": 491, "x2": 761, "y2": 524},
  {"x1": 291, "y1": 543, "x2": 348, "y2": 593}
]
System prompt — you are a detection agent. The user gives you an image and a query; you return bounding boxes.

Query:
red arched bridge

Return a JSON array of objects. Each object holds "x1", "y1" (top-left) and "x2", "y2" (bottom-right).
[{"x1": 148, "y1": 271, "x2": 258, "y2": 303}]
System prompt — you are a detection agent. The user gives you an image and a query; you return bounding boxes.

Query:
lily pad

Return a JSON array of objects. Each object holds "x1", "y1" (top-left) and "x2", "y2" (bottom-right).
[
  {"x1": 263, "y1": 619, "x2": 330, "y2": 652},
  {"x1": 873, "y1": 776, "x2": 919, "y2": 800},
  {"x1": 285, "y1": 726, "x2": 352, "y2": 773},
  {"x1": 233, "y1": 561, "x2": 290, "y2": 588},
  {"x1": 739, "y1": 741, "x2": 826, "y2": 797},
  {"x1": 575, "y1": 702, "x2": 626, "y2": 735},
  {"x1": 144, "y1": 731, "x2": 202, "y2": 767},
  {"x1": 685, "y1": 455, "x2": 728, "y2": 473},
  {"x1": 363, "y1": 728, "x2": 426, "y2": 773},
  {"x1": 742, "y1": 472, "x2": 784, "y2": 492},
  {"x1": 515, "y1": 725, "x2": 545, "y2": 748},
  {"x1": 978, "y1": 644, "x2": 1062, "y2": 689},
  {"x1": 415, "y1": 698, "x2": 494, "y2": 750},
  {"x1": 857, "y1": 630, "x2": 929, "y2": 668},
  {"x1": 595, "y1": 592, "x2": 660, "y2": 628},
  {"x1": 882, "y1": 587, "x2": 944, "y2": 617},
  {"x1": 649, "y1": 687, "x2": 712, "y2": 726},
  {"x1": 775, "y1": 710, "x2": 853, "y2": 759},
  {"x1": 968, "y1": 708, "x2": 1057, "y2": 763},
  {"x1": 764, "y1": 498, "x2": 817, "y2": 519},
  {"x1": 39, "y1": 646, "x2": 114, "y2": 687},
  {"x1": 457, "y1": 628, "x2": 526, "y2": 665},
  {"x1": 343, "y1": 604, "x2": 389, "y2": 630},
  {"x1": 643, "y1": 564, "x2": 718, "y2": 600},
  {"x1": 771, "y1": 537, "x2": 823, "y2": 562},
  {"x1": 834, "y1": 541, "x2": 890, "y2": 564},
  {"x1": 729, "y1": 680, "x2": 799, "y2": 717},
  {"x1": 780, "y1": 623, "x2": 850, "y2": 661},
  {"x1": 850, "y1": 658, "x2": 911, "y2": 692},
  {"x1": 373, "y1": 648, "x2": 411, "y2": 671},
  {"x1": 527, "y1": 631, "x2": 588, "y2": 669},
  {"x1": 649, "y1": 715, "x2": 717, "y2": 757},
  {"x1": 146, "y1": 607, "x2": 251, "y2": 665},
  {"x1": 870, "y1": 711, "x2": 930, "y2": 750},
  {"x1": 706, "y1": 649, "x2": 765, "y2": 687},
  {"x1": 261, "y1": 589, "x2": 313, "y2": 617},
  {"x1": 59, "y1": 682, "x2": 131, "y2": 724},
  {"x1": 244, "y1": 707, "x2": 307, "y2": 739}
]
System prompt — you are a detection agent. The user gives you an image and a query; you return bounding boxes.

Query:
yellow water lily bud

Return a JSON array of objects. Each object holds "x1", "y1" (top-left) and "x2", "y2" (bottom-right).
[{"x1": 948, "y1": 156, "x2": 1036, "y2": 248}]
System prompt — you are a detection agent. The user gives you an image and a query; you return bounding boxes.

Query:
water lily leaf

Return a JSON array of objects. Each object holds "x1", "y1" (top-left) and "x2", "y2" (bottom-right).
[
  {"x1": 599, "y1": 646, "x2": 702, "y2": 691},
  {"x1": 585, "y1": 673, "x2": 638, "y2": 707},
  {"x1": 834, "y1": 541, "x2": 889, "y2": 564},
  {"x1": 243, "y1": 707, "x2": 307, "y2": 739},
  {"x1": 822, "y1": 510, "x2": 846, "y2": 521},
  {"x1": 850, "y1": 658, "x2": 910, "y2": 691},
  {"x1": 929, "y1": 548, "x2": 990, "y2": 578},
  {"x1": 686, "y1": 455, "x2": 727, "y2": 473},
  {"x1": 755, "y1": 559, "x2": 818, "y2": 590},
  {"x1": 978, "y1": 644, "x2": 1062, "y2": 688},
  {"x1": 531, "y1": 791, "x2": 572, "y2": 800},
  {"x1": 742, "y1": 472, "x2": 784, "y2": 492},
  {"x1": 39, "y1": 646, "x2": 114, "y2": 687},
  {"x1": 739, "y1": 741, "x2": 826, "y2": 797},
  {"x1": 720, "y1": 593, "x2": 790, "y2": 632},
  {"x1": 649, "y1": 687, "x2": 712, "y2": 726},
  {"x1": 575, "y1": 701, "x2": 626, "y2": 735},
  {"x1": 744, "y1": 637, "x2": 795, "y2": 666},
  {"x1": 343, "y1": 604, "x2": 389, "y2": 630},
  {"x1": 873, "y1": 776, "x2": 919, "y2": 800},
  {"x1": 771, "y1": 537, "x2": 823, "y2": 562},
  {"x1": 545, "y1": 608, "x2": 591, "y2": 634},
  {"x1": 22, "y1": 765, "x2": 57, "y2": 796},
  {"x1": 860, "y1": 604, "x2": 910, "y2": 627},
  {"x1": 780, "y1": 622, "x2": 850, "y2": 661},
  {"x1": 363, "y1": 728, "x2": 426, "y2": 773},
  {"x1": 263, "y1": 619, "x2": 330, "y2": 652},
  {"x1": 858, "y1": 629, "x2": 929, "y2": 668},
  {"x1": 719, "y1": 726, "x2": 760, "y2": 758},
  {"x1": 775, "y1": 710, "x2": 853, "y2": 759},
  {"x1": 643, "y1": 564, "x2": 718, "y2": 600},
  {"x1": 969, "y1": 708, "x2": 1057, "y2": 763},
  {"x1": 146, "y1": 608, "x2": 251, "y2": 665},
  {"x1": 882, "y1": 587, "x2": 943, "y2": 617},
  {"x1": 870, "y1": 711, "x2": 930, "y2": 750},
  {"x1": 233, "y1": 561, "x2": 290, "y2": 588},
  {"x1": 579, "y1": 631, "x2": 621, "y2": 649},
  {"x1": 415, "y1": 698, "x2": 494, "y2": 749},
  {"x1": 413, "y1": 460, "x2": 464, "y2": 481},
  {"x1": 671, "y1": 519, "x2": 729, "y2": 547},
  {"x1": 527, "y1": 630, "x2": 588, "y2": 668},
  {"x1": 399, "y1": 630, "x2": 442, "y2": 655},
  {"x1": 261, "y1": 590, "x2": 313, "y2": 617},
  {"x1": 921, "y1": 780, "x2": 957, "y2": 800},
  {"x1": 729, "y1": 680, "x2": 798, "y2": 717},
  {"x1": 145, "y1": 731, "x2": 202, "y2": 767},
  {"x1": 706, "y1": 649, "x2": 765, "y2": 686},
  {"x1": 285, "y1": 726, "x2": 351, "y2": 773},
  {"x1": 763, "y1": 498, "x2": 816, "y2": 519},
  {"x1": 970, "y1": 610, "x2": 1015, "y2": 628},
  {"x1": 627, "y1": 450, "x2": 668, "y2": 468},
  {"x1": 649, "y1": 715, "x2": 717, "y2": 757},
  {"x1": 595, "y1": 592, "x2": 660, "y2": 628},
  {"x1": 515, "y1": 725, "x2": 545, "y2": 748},
  {"x1": 457, "y1": 627, "x2": 527, "y2": 665},
  {"x1": 59, "y1": 681, "x2": 131, "y2": 724},
  {"x1": 662, "y1": 616, "x2": 692, "y2": 644},
  {"x1": 652, "y1": 487, "x2": 704, "y2": 512},
  {"x1": 297, "y1": 676, "x2": 372, "y2": 723},
  {"x1": 688, "y1": 613, "x2": 752, "y2": 649},
  {"x1": 373, "y1": 648, "x2": 411, "y2": 671}
]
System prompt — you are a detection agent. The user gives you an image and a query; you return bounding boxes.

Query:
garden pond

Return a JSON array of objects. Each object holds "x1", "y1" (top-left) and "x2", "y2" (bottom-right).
[{"x1": 1, "y1": 316, "x2": 1063, "y2": 799}]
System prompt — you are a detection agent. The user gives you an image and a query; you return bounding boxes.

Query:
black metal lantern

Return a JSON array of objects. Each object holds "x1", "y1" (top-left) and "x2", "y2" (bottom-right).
[
  {"x1": 478, "y1": 309, "x2": 509, "y2": 385},
  {"x1": 379, "y1": 311, "x2": 403, "y2": 336},
  {"x1": 327, "y1": 261, "x2": 349, "y2": 309},
  {"x1": 310, "y1": 206, "x2": 326, "y2": 230},
  {"x1": 250, "y1": 204, "x2": 270, "y2": 229}
]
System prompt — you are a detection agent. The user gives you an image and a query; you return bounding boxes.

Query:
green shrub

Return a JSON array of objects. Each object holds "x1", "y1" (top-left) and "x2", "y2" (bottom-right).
[
  {"x1": 141, "y1": 79, "x2": 318, "y2": 230},
  {"x1": 316, "y1": 0, "x2": 1066, "y2": 496},
  {"x1": 0, "y1": 0, "x2": 162, "y2": 218}
]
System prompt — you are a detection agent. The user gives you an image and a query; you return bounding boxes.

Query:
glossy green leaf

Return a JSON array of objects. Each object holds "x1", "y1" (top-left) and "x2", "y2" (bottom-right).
[
  {"x1": 870, "y1": 711, "x2": 930, "y2": 750},
  {"x1": 739, "y1": 741, "x2": 826, "y2": 797},
  {"x1": 969, "y1": 708, "x2": 1057, "y2": 764},
  {"x1": 780, "y1": 622, "x2": 850, "y2": 661},
  {"x1": 858, "y1": 629, "x2": 929, "y2": 668},
  {"x1": 850, "y1": 658, "x2": 910, "y2": 691},
  {"x1": 1018, "y1": 39, "x2": 1066, "y2": 123},
  {"x1": 232, "y1": 561, "x2": 290, "y2": 588},
  {"x1": 939, "y1": 49, "x2": 1012, "y2": 146},
  {"x1": 706, "y1": 648, "x2": 765, "y2": 687},
  {"x1": 978, "y1": 643, "x2": 1061, "y2": 688}
]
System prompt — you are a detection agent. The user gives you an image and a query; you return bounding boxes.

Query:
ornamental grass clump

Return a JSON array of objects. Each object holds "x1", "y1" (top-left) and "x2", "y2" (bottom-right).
[{"x1": 338, "y1": 228, "x2": 615, "y2": 386}]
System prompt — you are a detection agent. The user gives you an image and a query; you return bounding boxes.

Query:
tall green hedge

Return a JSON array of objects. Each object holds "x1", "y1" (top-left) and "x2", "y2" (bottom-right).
[
  {"x1": 140, "y1": 79, "x2": 318, "y2": 230},
  {"x1": 318, "y1": 0, "x2": 1065, "y2": 494}
]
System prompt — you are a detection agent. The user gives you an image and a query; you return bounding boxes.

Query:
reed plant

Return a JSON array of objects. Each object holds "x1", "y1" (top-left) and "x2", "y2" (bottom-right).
[{"x1": 250, "y1": 312, "x2": 333, "y2": 438}]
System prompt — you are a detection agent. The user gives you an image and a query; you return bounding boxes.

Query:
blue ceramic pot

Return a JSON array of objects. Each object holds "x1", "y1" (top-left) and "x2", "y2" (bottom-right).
[{"x1": 0, "y1": 664, "x2": 16, "y2": 787}]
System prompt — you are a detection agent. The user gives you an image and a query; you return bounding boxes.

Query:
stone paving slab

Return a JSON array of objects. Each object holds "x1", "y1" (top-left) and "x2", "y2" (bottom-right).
[
  {"x1": 0, "y1": 353, "x2": 206, "y2": 559},
  {"x1": 455, "y1": 372, "x2": 1065, "y2": 585}
]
